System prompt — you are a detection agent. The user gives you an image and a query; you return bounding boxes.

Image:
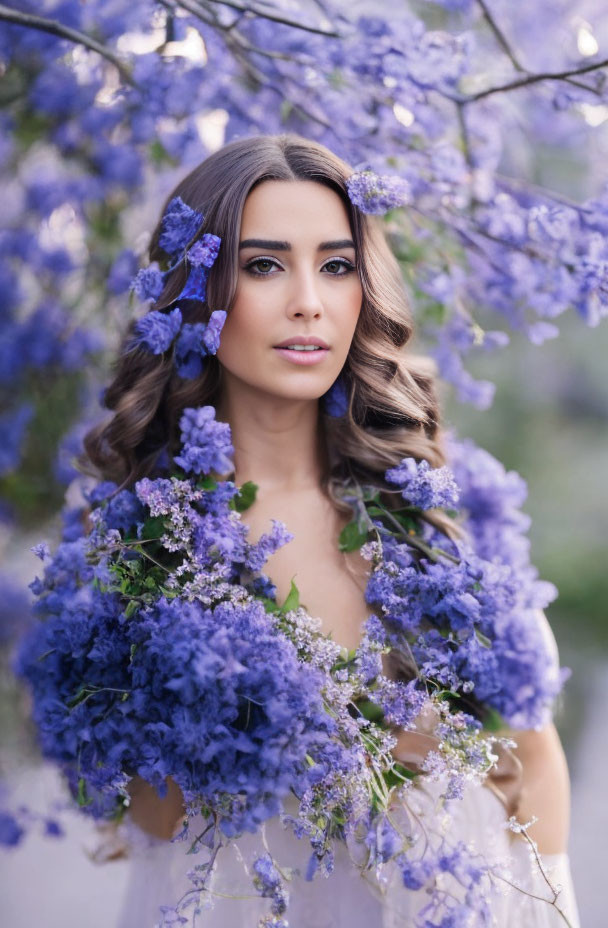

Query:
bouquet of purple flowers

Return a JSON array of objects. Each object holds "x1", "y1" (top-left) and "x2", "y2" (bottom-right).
[{"x1": 12, "y1": 398, "x2": 570, "y2": 926}]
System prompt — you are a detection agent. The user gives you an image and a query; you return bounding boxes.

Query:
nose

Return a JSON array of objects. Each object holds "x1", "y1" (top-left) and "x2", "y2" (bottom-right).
[{"x1": 285, "y1": 265, "x2": 325, "y2": 320}]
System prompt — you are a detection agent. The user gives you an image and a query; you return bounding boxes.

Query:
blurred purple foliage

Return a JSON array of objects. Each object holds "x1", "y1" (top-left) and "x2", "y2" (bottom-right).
[{"x1": 0, "y1": 0, "x2": 607, "y2": 514}]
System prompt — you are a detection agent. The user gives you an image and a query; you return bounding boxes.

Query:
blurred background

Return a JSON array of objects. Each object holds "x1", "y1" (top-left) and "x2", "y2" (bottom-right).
[{"x1": 1, "y1": 1, "x2": 607, "y2": 925}]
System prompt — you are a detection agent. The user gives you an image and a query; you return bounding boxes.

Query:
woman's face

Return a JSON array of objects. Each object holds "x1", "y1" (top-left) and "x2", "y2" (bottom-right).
[{"x1": 215, "y1": 179, "x2": 363, "y2": 404}]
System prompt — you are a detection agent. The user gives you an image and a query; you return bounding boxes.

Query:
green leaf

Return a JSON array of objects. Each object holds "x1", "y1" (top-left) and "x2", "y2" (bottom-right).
[
  {"x1": 67, "y1": 686, "x2": 88, "y2": 710},
  {"x1": 338, "y1": 520, "x2": 369, "y2": 552},
  {"x1": 124, "y1": 600, "x2": 139, "y2": 619},
  {"x1": 129, "y1": 643, "x2": 138, "y2": 664},
  {"x1": 35, "y1": 648, "x2": 56, "y2": 663},
  {"x1": 139, "y1": 516, "x2": 166, "y2": 541},
  {"x1": 77, "y1": 777, "x2": 93, "y2": 808},
  {"x1": 195, "y1": 475, "x2": 218, "y2": 491},
  {"x1": 280, "y1": 99, "x2": 294, "y2": 121},
  {"x1": 231, "y1": 480, "x2": 258, "y2": 512},
  {"x1": 355, "y1": 699, "x2": 385, "y2": 723},
  {"x1": 384, "y1": 762, "x2": 418, "y2": 789},
  {"x1": 280, "y1": 579, "x2": 300, "y2": 614},
  {"x1": 475, "y1": 628, "x2": 492, "y2": 649},
  {"x1": 482, "y1": 707, "x2": 505, "y2": 732}
]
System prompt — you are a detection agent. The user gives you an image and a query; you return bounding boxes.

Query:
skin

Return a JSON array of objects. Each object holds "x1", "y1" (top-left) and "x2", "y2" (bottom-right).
[
  {"x1": 127, "y1": 180, "x2": 571, "y2": 857},
  {"x1": 214, "y1": 178, "x2": 363, "y2": 491}
]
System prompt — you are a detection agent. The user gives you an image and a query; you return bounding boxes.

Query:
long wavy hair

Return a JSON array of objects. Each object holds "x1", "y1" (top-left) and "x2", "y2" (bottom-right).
[{"x1": 81, "y1": 133, "x2": 460, "y2": 540}]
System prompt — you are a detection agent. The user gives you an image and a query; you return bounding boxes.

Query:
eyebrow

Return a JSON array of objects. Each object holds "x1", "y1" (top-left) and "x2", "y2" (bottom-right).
[{"x1": 238, "y1": 238, "x2": 356, "y2": 251}]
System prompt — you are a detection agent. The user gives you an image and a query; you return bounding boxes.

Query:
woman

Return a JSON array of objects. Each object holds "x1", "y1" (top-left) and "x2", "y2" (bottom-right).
[{"x1": 82, "y1": 134, "x2": 579, "y2": 926}]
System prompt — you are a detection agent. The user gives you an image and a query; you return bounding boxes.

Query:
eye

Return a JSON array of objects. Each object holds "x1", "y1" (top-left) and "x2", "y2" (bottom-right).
[
  {"x1": 243, "y1": 257, "x2": 281, "y2": 276},
  {"x1": 323, "y1": 258, "x2": 356, "y2": 276}
]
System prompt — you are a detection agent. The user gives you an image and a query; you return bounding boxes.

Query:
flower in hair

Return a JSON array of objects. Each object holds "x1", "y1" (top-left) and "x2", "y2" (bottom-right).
[
  {"x1": 346, "y1": 170, "x2": 411, "y2": 214},
  {"x1": 188, "y1": 234, "x2": 221, "y2": 268},
  {"x1": 132, "y1": 306, "x2": 182, "y2": 354},
  {"x1": 159, "y1": 196, "x2": 204, "y2": 258},
  {"x1": 176, "y1": 234, "x2": 223, "y2": 302},
  {"x1": 322, "y1": 373, "x2": 349, "y2": 417},
  {"x1": 174, "y1": 310, "x2": 226, "y2": 378},
  {"x1": 129, "y1": 261, "x2": 165, "y2": 302},
  {"x1": 385, "y1": 456, "x2": 460, "y2": 510},
  {"x1": 174, "y1": 405, "x2": 234, "y2": 475}
]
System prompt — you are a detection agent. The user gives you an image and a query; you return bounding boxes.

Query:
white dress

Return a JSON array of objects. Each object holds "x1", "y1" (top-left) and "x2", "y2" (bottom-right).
[{"x1": 115, "y1": 777, "x2": 580, "y2": 928}]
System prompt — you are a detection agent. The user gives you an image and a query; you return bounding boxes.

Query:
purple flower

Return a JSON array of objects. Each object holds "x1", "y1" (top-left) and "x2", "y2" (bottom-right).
[
  {"x1": 346, "y1": 171, "x2": 410, "y2": 214},
  {"x1": 159, "y1": 196, "x2": 203, "y2": 258},
  {"x1": 177, "y1": 264, "x2": 208, "y2": 302},
  {"x1": 0, "y1": 403, "x2": 34, "y2": 476},
  {"x1": 132, "y1": 307, "x2": 182, "y2": 354},
  {"x1": 174, "y1": 323, "x2": 207, "y2": 379},
  {"x1": 174, "y1": 406, "x2": 234, "y2": 476},
  {"x1": 201, "y1": 310, "x2": 226, "y2": 355},
  {"x1": 187, "y1": 234, "x2": 221, "y2": 268},
  {"x1": 0, "y1": 811, "x2": 24, "y2": 847},
  {"x1": 31, "y1": 542, "x2": 50, "y2": 561},
  {"x1": 400, "y1": 854, "x2": 434, "y2": 890},
  {"x1": 129, "y1": 263, "x2": 166, "y2": 302},
  {"x1": 322, "y1": 375, "x2": 349, "y2": 417},
  {"x1": 385, "y1": 457, "x2": 460, "y2": 510},
  {"x1": 253, "y1": 853, "x2": 288, "y2": 915}
]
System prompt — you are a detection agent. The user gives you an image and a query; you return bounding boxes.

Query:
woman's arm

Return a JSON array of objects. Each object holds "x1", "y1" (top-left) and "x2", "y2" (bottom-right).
[
  {"x1": 506, "y1": 721, "x2": 571, "y2": 855},
  {"x1": 126, "y1": 775, "x2": 186, "y2": 841}
]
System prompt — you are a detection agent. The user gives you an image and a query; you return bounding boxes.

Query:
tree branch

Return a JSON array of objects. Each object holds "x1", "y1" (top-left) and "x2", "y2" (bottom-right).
[
  {"x1": 461, "y1": 56, "x2": 608, "y2": 103},
  {"x1": 0, "y1": 4, "x2": 136, "y2": 87},
  {"x1": 476, "y1": 0, "x2": 524, "y2": 72},
  {"x1": 198, "y1": 0, "x2": 341, "y2": 38}
]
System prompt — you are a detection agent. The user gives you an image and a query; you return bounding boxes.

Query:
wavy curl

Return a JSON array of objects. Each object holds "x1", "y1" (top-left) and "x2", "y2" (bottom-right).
[{"x1": 80, "y1": 133, "x2": 462, "y2": 541}]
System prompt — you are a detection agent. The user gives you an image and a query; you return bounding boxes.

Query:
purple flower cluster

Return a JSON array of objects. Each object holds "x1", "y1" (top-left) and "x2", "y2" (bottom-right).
[
  {"x1": 252, "y1": 853, "x2": 289, "y2": 916},
  {"x1": 131, "y1": 307, "x2": 226, "y2": 378},
  {"x1": 174, "y1": 405, "x2": 234, "y2": 476},
  {"x1": 132, "y1": 306, "x2": 183, "y2": 354},
  {"x1": 14, "y1": 585, "x2": 338, "y2": 834},
  {"x1": 3, "y1": 0, "x2": 608, "y2": 505},
  {"x1": 385, "y1": 457, "x2": 460, "y2": 510},
  {"x1": 346, "y1": 170, "x2": 411, "y2": 214},
  {"x1": 363, "y1": 450, "x2": 566, "y2": 727},
  {"x1": 13, "y1": 401, "x2": 347, "y2": 845},
  {"x1": 158, "y1": 197, "x2": 203, "y2": 259}
]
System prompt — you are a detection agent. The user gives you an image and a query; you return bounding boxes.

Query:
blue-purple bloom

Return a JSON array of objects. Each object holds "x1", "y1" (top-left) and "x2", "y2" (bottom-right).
[
  {"x1": 385, "y1": 457, "x2": 460, "y2": 510},
  {"x1": 201, "y1": 310, "x2": 226, "y2": 354},
  {"x1": 322, "y1": 374, "x2": 349, "y2": 417},
  {"x1": 174, "y1": 322, "x2": 207, "y2": 379},
  {"x1": 159, "y1": 196, "x2": 204, "y2": 259},
  {"x1": 132, "y1": 307, "x2": 182, "y2": 354},
  {"x1": 177, "y1": 264, "x2": 208, "y2": 302},
  {"x1": 129, "y1": 262, "x2": 166, "y2": 302},
  {"x1": 174, "y1": 406, "x2": 234, "y2": 476},
  {"x1": 346, "y1": 171, "x2": 411, "y2": 214},
  {"x1": 187, "y1": 234, "x2": 221, "y2": 268}
]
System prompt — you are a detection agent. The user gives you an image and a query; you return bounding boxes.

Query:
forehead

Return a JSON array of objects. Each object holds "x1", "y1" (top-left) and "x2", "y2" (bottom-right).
[{"x1": 240, "y1": 180, "x2": 352, "y2": 238}]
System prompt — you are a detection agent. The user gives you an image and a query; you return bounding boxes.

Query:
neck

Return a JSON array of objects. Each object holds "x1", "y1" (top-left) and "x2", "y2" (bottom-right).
[{"x1": 215, "y1": 379, "x2": 326, "y2": 492}]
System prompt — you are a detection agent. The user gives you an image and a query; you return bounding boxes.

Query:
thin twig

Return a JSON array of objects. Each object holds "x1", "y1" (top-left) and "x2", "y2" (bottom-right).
[
  {"x1": 0, "y1": 4, "x2": 136, "y2": 87},
  {"x1": 461, "y1": 56, "x2": 608, "y2": 103},
  {"x1": 476, "y1": 0, "x2": 524, "y2": 72},
  {"x1": 198, "y1": 0, "x2": 341, "y2": 37}
]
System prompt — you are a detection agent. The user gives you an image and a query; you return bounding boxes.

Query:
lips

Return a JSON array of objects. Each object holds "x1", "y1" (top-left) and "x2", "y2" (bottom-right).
[
  {"x1": 273, "y1": 336, "x2": 330, "y2": 349},
  {"x1": 273, "y1": 345, "x2": 330, "y2": 366}
]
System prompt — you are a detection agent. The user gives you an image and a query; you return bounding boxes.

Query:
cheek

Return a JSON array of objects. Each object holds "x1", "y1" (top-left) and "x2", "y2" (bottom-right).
[{"x1": 215, "y1": 298, "x2": 264, "y2": 371}]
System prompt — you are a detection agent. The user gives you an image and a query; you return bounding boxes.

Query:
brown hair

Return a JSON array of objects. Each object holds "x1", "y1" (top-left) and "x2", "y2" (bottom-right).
[{"x1": 80, "y1": 133, "x2": 460, "y2": 539}]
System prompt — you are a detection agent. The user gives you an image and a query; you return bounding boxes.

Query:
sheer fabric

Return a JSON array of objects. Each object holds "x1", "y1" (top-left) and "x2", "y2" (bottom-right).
[{"x1": 116, "y1": 777, "x2": 580, "y2": 928}]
